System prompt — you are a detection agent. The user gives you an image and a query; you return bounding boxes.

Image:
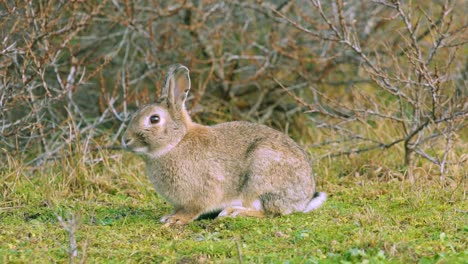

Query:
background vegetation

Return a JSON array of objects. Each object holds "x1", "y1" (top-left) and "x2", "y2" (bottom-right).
[{"x1": 1, "y1": 0, "x2": 466, "y2": 263}]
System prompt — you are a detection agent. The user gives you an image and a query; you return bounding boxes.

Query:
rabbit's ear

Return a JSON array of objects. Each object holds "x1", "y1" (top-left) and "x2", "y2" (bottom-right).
[{"x1": 161, "y1": 64, "x2": 191, "y2": 110}]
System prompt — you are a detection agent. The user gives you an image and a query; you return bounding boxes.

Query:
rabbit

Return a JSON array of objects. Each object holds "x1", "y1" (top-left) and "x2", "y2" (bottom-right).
[{"x1": 122, "y1": 64, "x2": 326, "y2": 226}]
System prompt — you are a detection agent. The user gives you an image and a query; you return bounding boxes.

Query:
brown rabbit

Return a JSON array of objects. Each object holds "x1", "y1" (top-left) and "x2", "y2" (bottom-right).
[{"x1": 122, "y1": 64, "x2": 326, "y2": 226}]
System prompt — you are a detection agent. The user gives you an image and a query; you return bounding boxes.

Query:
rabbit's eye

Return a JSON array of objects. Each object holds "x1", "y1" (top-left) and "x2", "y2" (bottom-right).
[{"x1": 150, "y1": 115, "x2": 160, "y2": 124}]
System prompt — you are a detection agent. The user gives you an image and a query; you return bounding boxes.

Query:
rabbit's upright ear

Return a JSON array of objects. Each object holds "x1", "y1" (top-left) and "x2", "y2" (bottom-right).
[{"x1": 161, "y1": 64, "x2": 191, "y2": 110}]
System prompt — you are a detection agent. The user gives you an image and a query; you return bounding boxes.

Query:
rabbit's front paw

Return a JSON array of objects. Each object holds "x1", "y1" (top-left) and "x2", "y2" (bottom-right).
[
  {"x1": 160, "y1": 214, "x2": 172, "y2": 223},
  {"x1": 160, "y1": 213, "x2": 197, "y2": 227}
]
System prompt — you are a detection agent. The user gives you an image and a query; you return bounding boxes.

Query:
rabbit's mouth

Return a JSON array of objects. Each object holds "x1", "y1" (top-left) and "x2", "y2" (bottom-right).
[
  {"x1": 121, "y1": 137, "x2": 133, "y2": 150},
  {"x1": 122, "y1": 132, "x2": 148, "y2": 152},
  {"x1": 122, "y1": 138, "x2": 149, "y2": 154}
]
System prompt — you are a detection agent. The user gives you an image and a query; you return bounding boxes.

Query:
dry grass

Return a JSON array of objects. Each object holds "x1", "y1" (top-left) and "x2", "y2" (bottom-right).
[{"x1": 1, "y1": 126, "x2": 466, "y2": 263}]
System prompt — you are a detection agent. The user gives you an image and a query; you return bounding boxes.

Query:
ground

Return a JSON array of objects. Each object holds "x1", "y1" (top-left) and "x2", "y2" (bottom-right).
[{"x1": 0, "y1": 153, "x2": 466, "y2": 263}]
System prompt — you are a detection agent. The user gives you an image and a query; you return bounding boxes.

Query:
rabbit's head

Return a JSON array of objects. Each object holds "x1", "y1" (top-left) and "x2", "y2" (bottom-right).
[{"x1": 122, "y1": 65, "x2": 192, "y2": 157}]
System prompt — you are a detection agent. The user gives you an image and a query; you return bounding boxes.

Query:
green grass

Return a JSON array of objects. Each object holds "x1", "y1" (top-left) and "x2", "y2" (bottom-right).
[{"x1": 0, "y1": 153, "x2": 466, "y2": 263}]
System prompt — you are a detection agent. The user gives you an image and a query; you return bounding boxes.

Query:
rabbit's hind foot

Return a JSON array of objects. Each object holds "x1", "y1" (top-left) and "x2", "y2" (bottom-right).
[{"x1": 218, "y1": 206, "x2": 265, "y2": 218}]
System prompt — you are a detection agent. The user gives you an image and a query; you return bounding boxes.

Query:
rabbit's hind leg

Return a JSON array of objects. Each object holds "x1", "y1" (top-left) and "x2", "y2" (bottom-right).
[{"x1": 260, "y1": 192, "x2": 308, "y2": 215}]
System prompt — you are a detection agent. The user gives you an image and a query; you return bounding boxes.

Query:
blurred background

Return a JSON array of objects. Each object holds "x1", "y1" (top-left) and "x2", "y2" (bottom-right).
[{"x1": 1, "y1": 0, "x2": 466, "y2": 179}]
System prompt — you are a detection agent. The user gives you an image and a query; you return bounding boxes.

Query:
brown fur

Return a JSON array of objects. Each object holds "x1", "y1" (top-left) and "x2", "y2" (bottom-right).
[{"x1": 122, "y1": 65, "x2": 326, "y2": 226}]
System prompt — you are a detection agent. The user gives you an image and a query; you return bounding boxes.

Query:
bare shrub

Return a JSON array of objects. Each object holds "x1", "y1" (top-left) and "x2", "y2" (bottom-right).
[
  {"x1": 258, "y1": 0, "x2": 467, "y2": 178},
  {"x1": 0, "y1": 0, "x2": 465, "y2": 179}
]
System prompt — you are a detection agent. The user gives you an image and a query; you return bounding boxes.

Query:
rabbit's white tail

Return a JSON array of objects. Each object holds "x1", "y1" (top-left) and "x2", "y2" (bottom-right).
[{"x1": 303, "y1": 192, "x2": 327, "y2": 213}]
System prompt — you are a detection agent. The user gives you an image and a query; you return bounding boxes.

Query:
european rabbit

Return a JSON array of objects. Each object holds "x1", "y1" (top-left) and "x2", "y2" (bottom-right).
[{"x1": 122, "y1": 64, "x2": 326, "y2": 226}]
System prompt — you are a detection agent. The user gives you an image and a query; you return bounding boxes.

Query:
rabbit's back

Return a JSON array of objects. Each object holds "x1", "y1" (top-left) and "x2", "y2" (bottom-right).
[{"x1": 211, "y1": 121, "x2": 311, "y2": 166}]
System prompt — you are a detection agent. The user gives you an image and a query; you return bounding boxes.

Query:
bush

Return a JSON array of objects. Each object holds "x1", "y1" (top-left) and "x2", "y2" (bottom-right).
[{"x1": 1, "y1": 0, "x2": 465, "y2": 179}]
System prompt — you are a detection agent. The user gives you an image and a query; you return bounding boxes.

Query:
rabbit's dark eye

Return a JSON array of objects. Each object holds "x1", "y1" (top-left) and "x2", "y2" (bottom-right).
[{"x1": 150, "y1": 115, "x2": 160, "y2": 124}]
